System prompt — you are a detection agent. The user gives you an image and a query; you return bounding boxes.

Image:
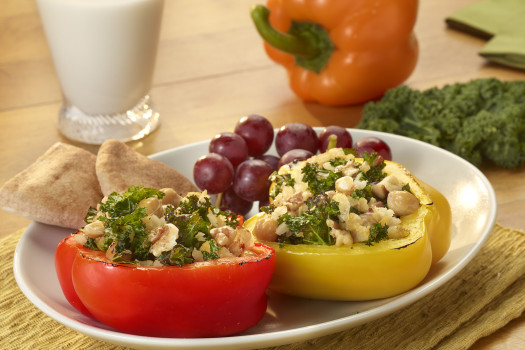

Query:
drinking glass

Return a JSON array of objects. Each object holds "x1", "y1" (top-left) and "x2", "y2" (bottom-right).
[{"x1": 36, "y1": 0, "x2": 164, "y2": 144}]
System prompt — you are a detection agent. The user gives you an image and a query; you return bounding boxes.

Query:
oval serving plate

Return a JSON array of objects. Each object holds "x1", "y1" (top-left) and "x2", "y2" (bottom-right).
[{"x1": 14, "y1": 129, "x2": 497, "y2": 350}]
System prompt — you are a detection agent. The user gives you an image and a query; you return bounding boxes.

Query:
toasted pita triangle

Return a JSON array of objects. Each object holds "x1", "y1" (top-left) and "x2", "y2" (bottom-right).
[
  {"x1": 0, "y1": 143, "x2": 103, "y2": 228},
  {"x1": 96, "y1": 139, "x2": 198, "y2": 197}
]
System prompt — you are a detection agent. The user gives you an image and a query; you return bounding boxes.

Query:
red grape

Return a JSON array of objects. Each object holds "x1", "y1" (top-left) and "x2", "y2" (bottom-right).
[
  {"x1": 318, "y1": 126, "x2": 353, "y2": 152},
  {"x1": 233, "y1": 159, "x2": 273, "y2": 202},
  {"x1": 193, "y1": 153, "x2": 234, "y2": 194},
  {"x1": 354, "y1": 136, "x2": 392, "y2": 161},
  {"x1": 234, "y1": 114, "x2": 274, "y2": 157},
  {"x1": 256, "y1": 154, "x2": 280, "y2": 171},
  {"x1": 275, "y1": 122, "x2": 318, "y2": 156},
  {"x1": 278, "y1": 149, "x2": 314, "y2": 168},
  {"x1": 209, "y1": 131, "x2": 249, "y2": 168},
  {"x1": 219, "y1": 186, "x2": 253, "y2": 216}
]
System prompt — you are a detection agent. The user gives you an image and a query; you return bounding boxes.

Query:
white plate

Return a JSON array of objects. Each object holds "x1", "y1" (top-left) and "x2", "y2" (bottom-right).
[{"x1": 13, "y1": 129, "x2": 497, "y2": 350}]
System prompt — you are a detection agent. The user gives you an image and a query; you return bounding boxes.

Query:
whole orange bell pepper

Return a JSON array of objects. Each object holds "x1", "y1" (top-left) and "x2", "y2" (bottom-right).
[{"x1": 250, "y1": 0, "x2": 419, "y2": 106}]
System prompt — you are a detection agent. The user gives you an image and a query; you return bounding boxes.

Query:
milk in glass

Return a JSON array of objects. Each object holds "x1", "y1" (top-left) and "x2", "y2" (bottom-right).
[{"x1": 36, "y1": 0, "x2": 164, "y2": 144}]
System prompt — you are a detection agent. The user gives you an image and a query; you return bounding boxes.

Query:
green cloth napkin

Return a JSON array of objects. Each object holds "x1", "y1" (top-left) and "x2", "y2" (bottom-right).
[{"x1": 446, "y1": 0, "x2": 525, "y2": 70}]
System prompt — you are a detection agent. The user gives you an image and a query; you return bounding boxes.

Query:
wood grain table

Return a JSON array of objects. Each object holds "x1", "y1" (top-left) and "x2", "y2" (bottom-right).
[{"x1": 1, "y1": 0, "x2": 524, "y2": 348}]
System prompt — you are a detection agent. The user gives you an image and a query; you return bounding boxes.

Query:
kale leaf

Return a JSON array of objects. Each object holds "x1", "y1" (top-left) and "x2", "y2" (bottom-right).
[
  {"x1": 364, "y1": 223, "x2": 389, "y2": 246},
  {"x1": 301, "y1": 163, "x2": 342, "y2": 195},
  {"x1": 96, "y1": 186, "x2": 165, "y2": 260},
  {"x1": 201, "y1": 239, "x2": 220, "y2": 261},
  {"x1": 100, "y1": 186, "x2": 164, "y2": 218},
  {"x1": 351, "y1": 185, "x2": 373, "y2": 201},
  {"x1": 157, "y1": 245, "x2": 194, "y2": 267},
  {"x1": 277, "y1": 194, "x2": 339, "y2": 245},
  {"x1": 360, "y1": 152, "x2": 387, "y2": 183},
  {"x1": 84, "y1": 206, "x2": 98, "y2": 224},
  {"x1": 177, "y1": 193, "x2": 211, "y2": 218},
  {"x1": 358, "y1": 78, "x2": 525, "y2": 168},
  {"x1": 169, "y1": 214, "x2": 208, "y2": 247},
  {"x1": 269, "y1": 172, "x2": 295, "y2": 199}
]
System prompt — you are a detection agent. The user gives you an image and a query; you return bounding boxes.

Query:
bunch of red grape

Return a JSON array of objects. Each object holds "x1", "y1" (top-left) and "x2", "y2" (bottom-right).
[{"x1": 193, "y1": 115, "x2": 392, "y2": 216}]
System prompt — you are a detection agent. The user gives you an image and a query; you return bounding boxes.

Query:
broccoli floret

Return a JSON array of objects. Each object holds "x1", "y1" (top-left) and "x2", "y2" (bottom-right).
[{"x1": 358, "y1": 78, "x2": 525, "y2": 168}]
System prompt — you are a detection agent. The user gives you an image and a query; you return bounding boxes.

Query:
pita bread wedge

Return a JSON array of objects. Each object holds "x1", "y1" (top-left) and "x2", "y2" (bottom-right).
[
  {"x1": 96, "y1": 139, "x2": 198, "y2": 197},
  {"x1": 0, "y1": 142, "x2": 103, "y2": 228}
]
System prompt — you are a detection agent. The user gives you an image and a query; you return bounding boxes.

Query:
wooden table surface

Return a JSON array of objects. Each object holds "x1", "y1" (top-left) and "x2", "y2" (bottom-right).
[{"x1": 1, "y1": 0, "x2": 524, "y2": 348}]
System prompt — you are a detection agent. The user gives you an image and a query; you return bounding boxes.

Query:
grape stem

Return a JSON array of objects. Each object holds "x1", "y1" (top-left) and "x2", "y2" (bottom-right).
[
  {"x1": 214, "y1": 192, "x2": 223, "y2": 208},
  {"x1": 327, "y1": 134, "x2": 338, "y2": 150}
]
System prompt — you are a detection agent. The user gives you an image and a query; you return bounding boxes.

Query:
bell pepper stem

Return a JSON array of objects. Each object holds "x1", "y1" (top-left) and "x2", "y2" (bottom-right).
[{"x1": 250, "y1": 5, "x2": 318, "y2": 59}]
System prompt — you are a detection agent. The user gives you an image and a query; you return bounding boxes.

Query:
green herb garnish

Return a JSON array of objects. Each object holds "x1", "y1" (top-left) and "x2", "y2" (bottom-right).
[
  {"x1": 269, "y1": 172, "x2": 295, "y2": 198},
  {"x1": 301, "y1": 163, "x2": 342, "y2": 195},
  {"x1": 364, "y1": 223, "x2": 389, "y2": 246},
  {"x1": 276, "y1": 194, "x2": 339, "y2": 245},
  {"x1": 90, "y1": 186, "x2": 165, "y2": 260},
  {"x1": 360, "y1": 152, "x2": 387, "y2": 183},
  {"x1": 82, "y1": 186, "x2": 241, "y2": 267}
]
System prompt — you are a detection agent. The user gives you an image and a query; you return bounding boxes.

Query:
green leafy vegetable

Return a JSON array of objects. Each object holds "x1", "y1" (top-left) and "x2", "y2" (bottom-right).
[
  {"x1": 351, "y1": 185, "x2": 373, "y2": 201},
  {"x1": 276, "y1": 194, "x2": 339, "y2": 245},
  {"x1": 201, "y1": 239, "x2": 221, "y2": 260},
  {"x1": 158, "y1": 245, "x2": 194, "y2": 266},
  {"x1": 364, "y1": 223, "x2": 389, "y2": 246},
  {"x1": 169, "y1": 213, "x2": 210, "y2": 248},
  {"x1": 176, "y1": 193, "x2": 211, "y2": 219},
  {"x1": 82, "y1": 186, "x2": 242, "y2": 267},
  {"x1": 301, "y1": 163, "x2": 342, "y2": 195},
  {"x1": 84, "y1": 207, "x2": 98, "y2": 224},
  {"x1": 91, "y1": 186, "x2": 165, "y2": 260},
  {"x1": 358, "y1": 78, "x2": 525, "y2": 168},
  {"x1": 269, "y1": 172, "x2": 295, "y2": 198},
  {"x1": 99, "y1": 186, "x2": 164, "y2": 218},
  {"x1": 84, "y1": 237, "x2": 98, "y2": 250}
]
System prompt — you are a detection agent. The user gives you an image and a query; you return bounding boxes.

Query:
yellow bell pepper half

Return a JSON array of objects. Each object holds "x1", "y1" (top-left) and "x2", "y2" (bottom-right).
[{"x1": 244, "y1": 160, "x2": 452, "y2": 301}]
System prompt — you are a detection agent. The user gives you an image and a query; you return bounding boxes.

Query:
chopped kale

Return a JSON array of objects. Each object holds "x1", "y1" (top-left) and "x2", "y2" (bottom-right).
[
  {"x1": 157, "y1": 245, "x2": 194, "y2": 267},
  {"x1": 201, "y1": 239, "x2": 220, "y2": 261},
  {"x1": 169, "y1": 213, "x2": 209, "y2": 247},
  {"x1": 94, "y1": 186, "x2": 165, "y2": 261},
  {"x1": 328, "y1": 157, "x2": 348, "y2": 167},
  {"x1": 301, "y1": 163, "x2": 342, "y2": 195},
  {"x1": 177, "y1": 193, "x2": 211, "y2": 218},
  {"x1": 98, "y1": 205, "x2": 147, "y2": 260},
  {"x1": 360, "y1": 152, "x2": 387, "y2": 183},
  {"x1": 83, "y1": 186, "x2": 241, "y2": 267},
  {"x1": 260, "y1": 205, "x2": 274, "y2": 214},
  {"x1": 269, "y1": 172, "x2": 295, "y2": 198},
  {"x1": 173, "y1": 194, "x2": 239, "y2": 229},
  {"x1": 84, "y1": 206, "x2": 98, "y2": 224},
  {"x1": 100, "y1": 186, "x2": 164, "y2": 218},
  {"x1": 350, "y1": 207, "x2": 363, "y2": 215},
  {"x1": 351, "y1": 185, "x2": 373, "y2": 201},
  {"x1": 276, "y1": 194, "x2": 339, "y2": 245},
  {"x1": 364, "y1": 223, "x2": 389, "y2": 246},
  {"x1": 84, "y1": 237, "x2": 99, "y2": 250}
]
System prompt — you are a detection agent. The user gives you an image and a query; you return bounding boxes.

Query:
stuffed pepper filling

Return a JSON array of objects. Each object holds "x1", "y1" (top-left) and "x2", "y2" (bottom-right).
[
  {"x1": 255, "y1": 148, "x2": 421, "y2": 247},
  {"x1": 74, "y1": 186, "x2": 254, "y2": 266}
]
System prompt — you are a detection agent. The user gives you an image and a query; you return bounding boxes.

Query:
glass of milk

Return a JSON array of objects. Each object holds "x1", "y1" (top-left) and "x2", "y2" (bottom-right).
[{"x1": 36, "y1": 0, "x2": 164, "y2": 145}]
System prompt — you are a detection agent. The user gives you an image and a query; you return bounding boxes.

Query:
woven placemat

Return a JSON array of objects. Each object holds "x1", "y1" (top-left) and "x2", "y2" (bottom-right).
[{"x1": 1, "y1": 224, "x2": 524, "y2": 350}]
